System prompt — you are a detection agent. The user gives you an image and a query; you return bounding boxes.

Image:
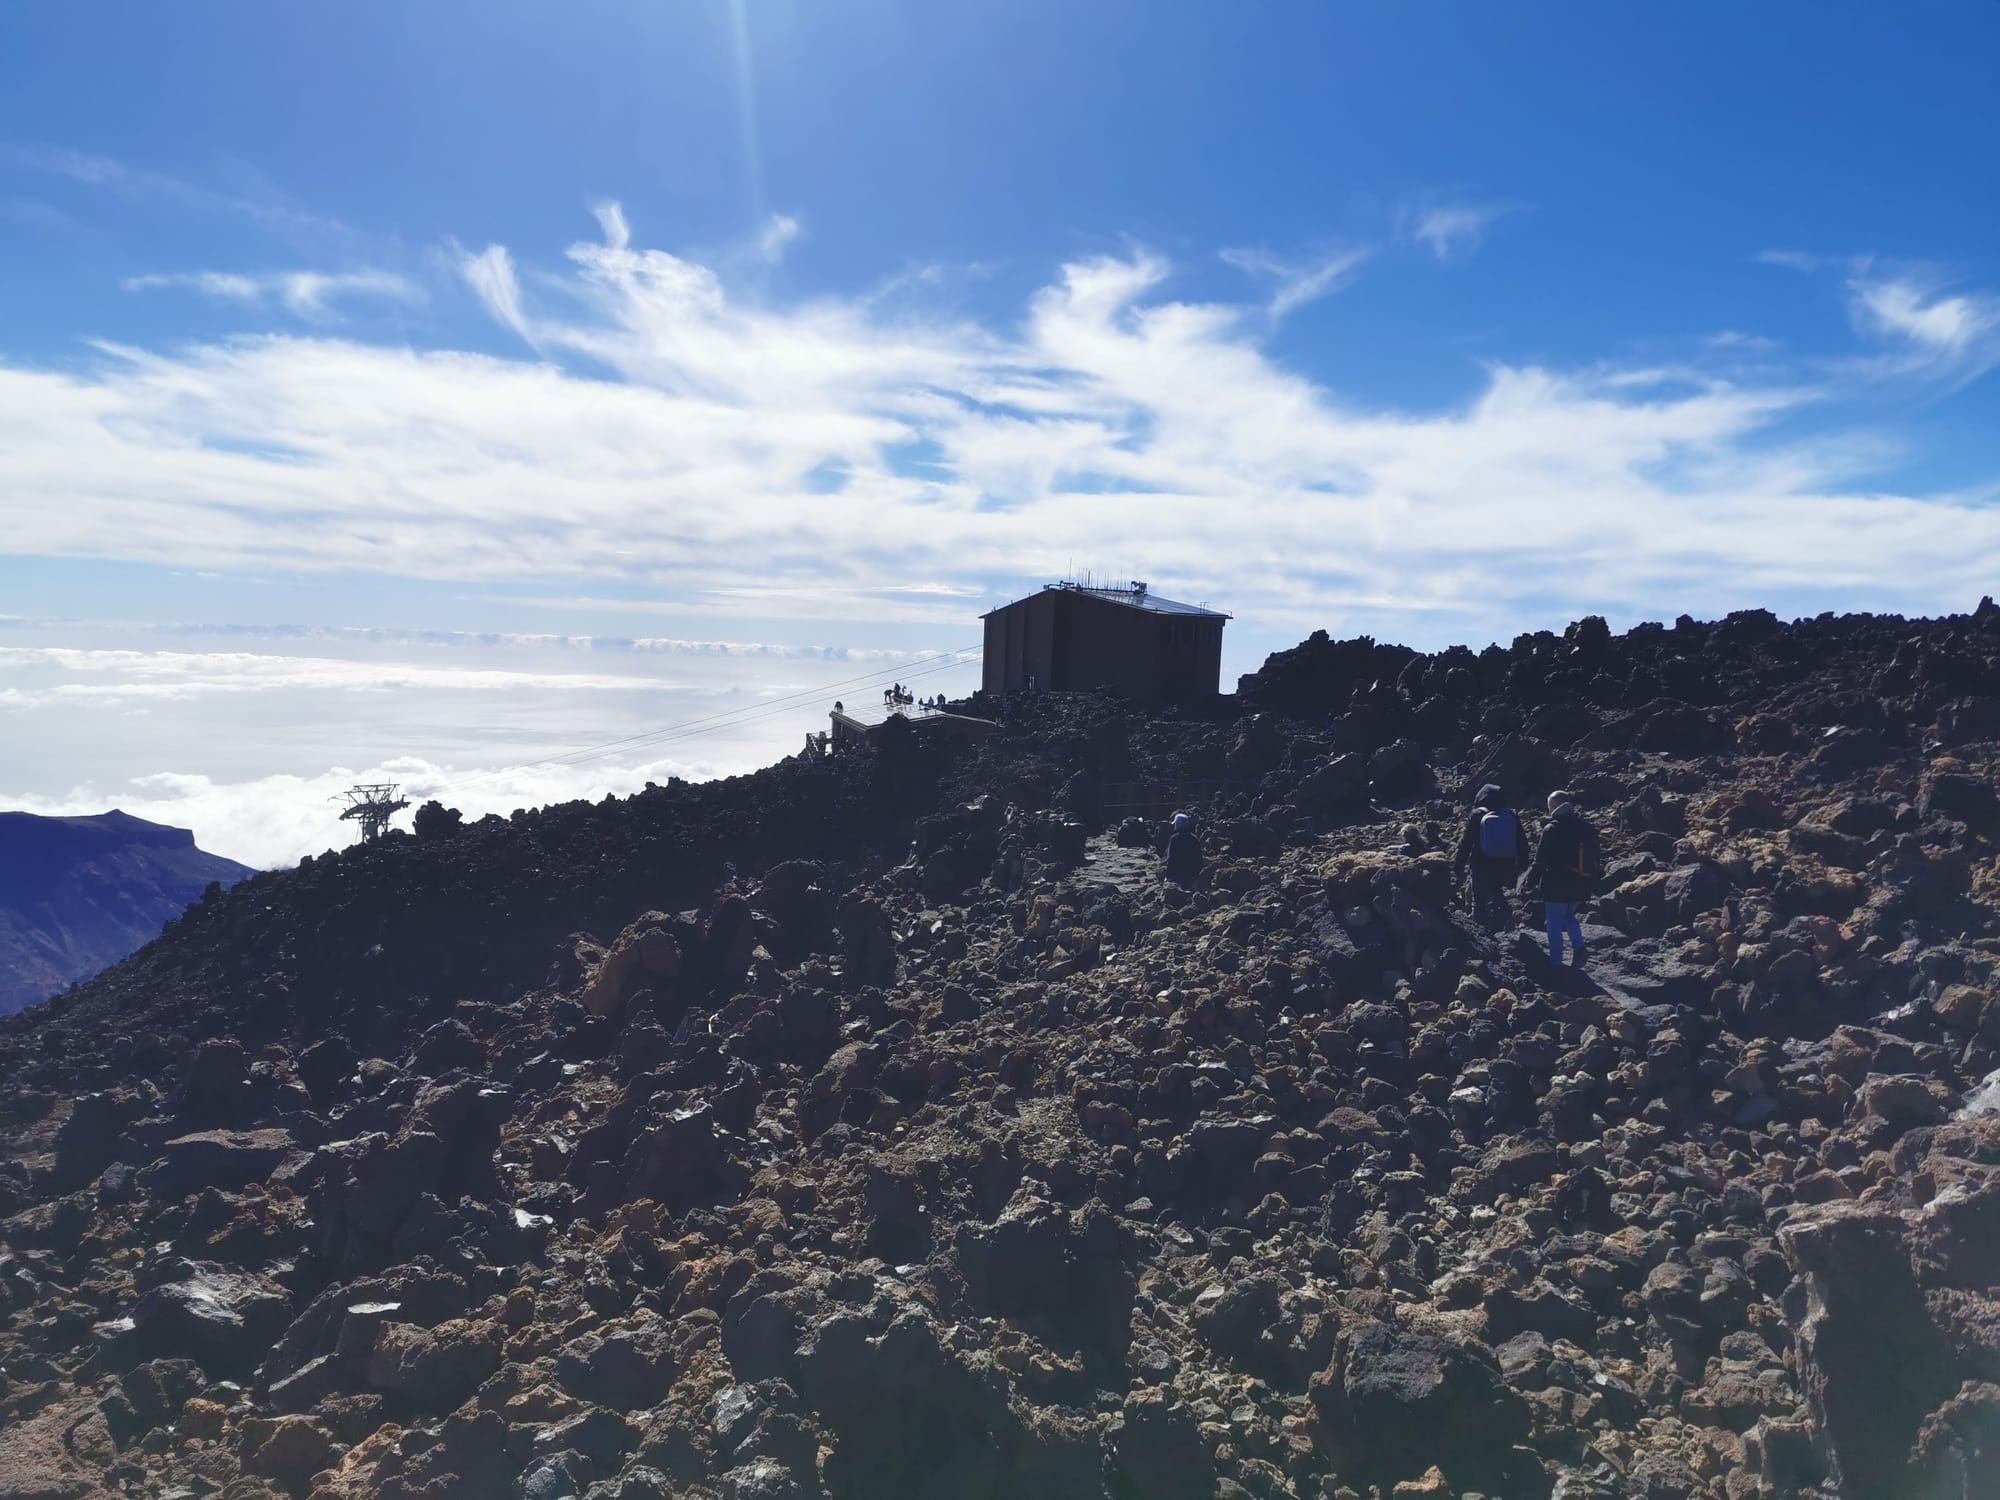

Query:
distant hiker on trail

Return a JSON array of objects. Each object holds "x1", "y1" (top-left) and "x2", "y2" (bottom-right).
[
  {"x1": 1164, "y1": 811, "x2": 1203, "y2": 887},
  {"x1": 1452, "y1": 783, "x2": 1530, "y2": 923},
  {"x1": 1522, "y1": 789, "x2": 1601, "y2": 966}
]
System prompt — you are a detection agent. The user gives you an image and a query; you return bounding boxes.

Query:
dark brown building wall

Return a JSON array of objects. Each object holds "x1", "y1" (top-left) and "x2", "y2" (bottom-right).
[
  {"x1": 983, "y1": 588, "x2": 1225, "y2": 704},
  {"x1": 982, "y1": 611, "x2": 1007, "y2": 695},
  {"x1": 1053, "y1": 592, "x2": 1152, "y2": 697},
  {"x1": 982, "y1": 593, "x2": 1058, "y2": 695},
  {"x1": 1150, "y1": 612, "x2": 1226, "y2": 705}
]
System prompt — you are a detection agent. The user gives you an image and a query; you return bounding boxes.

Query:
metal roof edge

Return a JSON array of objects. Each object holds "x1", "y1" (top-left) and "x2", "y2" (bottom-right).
[{"x1": 982, "y1": 583, "x2": 1230, "y2": 620}]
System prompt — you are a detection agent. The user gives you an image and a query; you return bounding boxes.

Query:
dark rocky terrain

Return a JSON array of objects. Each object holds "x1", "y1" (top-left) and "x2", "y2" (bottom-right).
[
  {"x1": 4, "y1": 602, "x2": 2000, "y2": 1500},
  {"x1": 0, "y1": 810, "x2": 254, "y2": 1016}
]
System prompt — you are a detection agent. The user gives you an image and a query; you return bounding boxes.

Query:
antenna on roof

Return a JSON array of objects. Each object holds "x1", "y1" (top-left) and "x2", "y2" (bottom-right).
[{"x1": 334, "y1": 783, "x2": 409, "y2": 842}]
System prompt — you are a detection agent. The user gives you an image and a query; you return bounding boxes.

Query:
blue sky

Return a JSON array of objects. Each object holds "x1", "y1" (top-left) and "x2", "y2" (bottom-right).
[{"x1": 2, "y1": 2, "x2": 1997, "y2": 864}]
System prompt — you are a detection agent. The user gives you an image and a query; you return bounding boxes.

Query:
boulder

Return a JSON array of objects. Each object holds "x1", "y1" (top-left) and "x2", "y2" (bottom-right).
[
  {"x1": 555, "y1": 1315, "x2": 678, "y2": 1409},
  {"x1": 410, "y1": 1017, "x2": 488, "y2": 1075},
  {"x1": 622, "y1": 1101, "x2": 729, "y2": 1210},
  {"x1": 1107, "y1": 1386, "x2": 1215, "y2": 1500},
  {"x1": 139, "y1": 1128, "x2": 298, "y2": 1200},
  {"x1": 298, "y1": 1035, "x2": 358, "y2": 1100},
  {"x1": 365, "y1": 1318, "x2": 502, "y2": 1409},
  {"x1": 1920, "y1": 771, "x2": 2000, "y2": 835},
  {"x1": 953, "y1": 1197, "x2": 1134, "y2": 1357},
  {"x1": 124, "y1": 1266, "x2": 290, "y2": 1378},
  {"x1": 98, "y1": 1358, "x2": 207, "y2": 1446},
  {"x1": 793, "y1": 1303, "x2": 1100, "y2": 1497},
  {"x1": 240, "y1": 1414, "x2": 335, "y2": 1484},
  {"x1": 1191, "y1": 1272, "x2": 1283, "y2": 1361},
  {"x1": 1857, "y1": 1075, "x2": 1949, "y2": 1128},
  {"x1": 582, "y1": 914, "x2": 684, "y2": 1018},
  {"x1": 1311, "y1": 1319, "x2": 1534, "y2": 1491},
  {"x1": 51, "y1": 1091, "x2": 133, "y2": 1189},
  {"x1": 1781, "y1": 1130, "x2": 2000, "y2": 1500},
  {"x1": 178, "y1": 1038, "x2": 253, "y2": 1124},
  {"x1": 1663, "y1": 860, "x2": 1731, "y2": 923}
]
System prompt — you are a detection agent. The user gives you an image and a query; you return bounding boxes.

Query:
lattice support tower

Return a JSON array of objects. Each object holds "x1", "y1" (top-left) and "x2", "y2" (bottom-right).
[{"x1": 335, "y1": 783, "x2": 410, "y2": 842}]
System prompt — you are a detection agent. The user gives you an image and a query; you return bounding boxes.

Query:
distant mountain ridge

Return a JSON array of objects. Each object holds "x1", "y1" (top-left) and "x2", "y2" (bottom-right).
[{"x1": 0, "y1": 809, "x2": 254, "y2": 1014}]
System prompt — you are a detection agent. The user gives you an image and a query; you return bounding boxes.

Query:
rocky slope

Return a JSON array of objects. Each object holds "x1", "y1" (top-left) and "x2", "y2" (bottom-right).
[
  {"x1": 0, "y1": 810, "x2": 254, "y2": 1015},
  {"x1": 3, "y1": 603, "x2": 2000, "y2": 1500}
]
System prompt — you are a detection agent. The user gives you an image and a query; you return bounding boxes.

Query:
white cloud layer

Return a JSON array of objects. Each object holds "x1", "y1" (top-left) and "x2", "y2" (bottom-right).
[
  {"x1": 2, "y1": 754, "x2": 732, "y2": 871},
  {"x1": 0, "y1": 620, "x2": 921, "y2": 661},
  {"x1": 0, "y1": 644, "x2": 705, "y2": 708},
  {"x1": 2, "y1": 206, "x2": 1998, "y2": 653},
  {"x1": 0, "y1": 627, "x2": 983, "y2": 864}
]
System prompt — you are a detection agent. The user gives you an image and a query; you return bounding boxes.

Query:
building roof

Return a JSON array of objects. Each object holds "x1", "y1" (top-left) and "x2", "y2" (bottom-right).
[
  {"x1": 983, "y1": 583, "x2": 1230, "y2": 620},
  {"x1": 829, "y1": 704, "x2": 997, "y2": 740}
]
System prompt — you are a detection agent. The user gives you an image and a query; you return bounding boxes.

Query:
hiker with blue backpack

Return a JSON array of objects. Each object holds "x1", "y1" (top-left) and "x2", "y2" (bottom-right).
[
  {"x1": 1452, "y1": 783, "x2": 1531, "y2": 924},
  {"x1": 1522, "y1": 789, "x2": 1602, "y2": 966}
]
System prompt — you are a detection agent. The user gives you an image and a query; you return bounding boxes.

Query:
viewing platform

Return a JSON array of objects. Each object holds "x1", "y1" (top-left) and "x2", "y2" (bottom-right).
[{"x1": 825, "y1": 699, "x2": 999, "y2": 751}]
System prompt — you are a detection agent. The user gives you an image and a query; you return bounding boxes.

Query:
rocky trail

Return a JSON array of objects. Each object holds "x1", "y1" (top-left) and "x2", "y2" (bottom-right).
[{"x1": 4, "y1": 603, "x2": 2000, "y2": 1500}]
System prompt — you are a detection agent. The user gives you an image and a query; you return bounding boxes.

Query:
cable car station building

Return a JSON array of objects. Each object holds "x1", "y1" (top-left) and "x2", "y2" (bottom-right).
[{"x1": 981, "y1": 581, "x2": 1229, "y2": 706}]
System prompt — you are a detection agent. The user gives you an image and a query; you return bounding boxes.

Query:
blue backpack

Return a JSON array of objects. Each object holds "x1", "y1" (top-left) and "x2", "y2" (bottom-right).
[{"x1": 1478, "y1": 808, "x2": 1519, "y2": 859}]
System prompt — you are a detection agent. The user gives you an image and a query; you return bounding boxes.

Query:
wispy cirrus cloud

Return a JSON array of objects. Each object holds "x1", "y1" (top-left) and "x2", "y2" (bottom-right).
[
  {"x1": 124, "y1": 269, "x2": 421, "y2": 318},
  {"x1": 1407, "y1": 202, "x2": 1506, "y2": 262},
  {"x1": 1704, "y1": 330, "x2": 1782, "y2": 353},
  {"x1": 2, "y1": 197, "x2": 76, "y2": 233},
  {"x1": 1764, "y1": 250, "x2": 2000, "y2": 386},
  {"x1": 1850, "y1": 275, "x2": 1999, "y2": 355},
  {"x1": 9, "y1": 144, "x2": 203, "y2": 201},
  {"x1": 483, "y1": 590, "x2": 982, "y2": 627},
  {"x1": 456, "y1": 242, "x2": 532, "y2": 341},
  {"x1": 1220, "y1": 245, "x2": 1372, "y2": 321},
  {"x1": 756, "y1": 213, "x2": 801, "y2": 265},
  {"x1": 7, "y1": 144, "x2": 350, "y2": 241}
]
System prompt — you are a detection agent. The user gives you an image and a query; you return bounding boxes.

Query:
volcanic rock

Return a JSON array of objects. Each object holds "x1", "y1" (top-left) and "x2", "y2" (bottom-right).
[{"x1": 5, "y1": 606, "x2": 2000, "y2": 1499}]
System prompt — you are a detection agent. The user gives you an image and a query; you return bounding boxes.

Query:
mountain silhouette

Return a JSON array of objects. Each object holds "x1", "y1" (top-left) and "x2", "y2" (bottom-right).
[{"x1": 0, "y1": 809, "x2": 254, "y2": 1014}]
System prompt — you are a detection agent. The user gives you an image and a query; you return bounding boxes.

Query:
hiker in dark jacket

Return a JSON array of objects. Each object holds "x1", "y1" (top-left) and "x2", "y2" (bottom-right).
[
  {"x1": 1164, "y1": 812, "x2": 1203, "y2": 887},
  {"x1": 1522, "y1": 789, "x2": 1601, "y2": 965},
  {"x1": 1452, "y1": 782, "x2": 1530, "y2": 923}
]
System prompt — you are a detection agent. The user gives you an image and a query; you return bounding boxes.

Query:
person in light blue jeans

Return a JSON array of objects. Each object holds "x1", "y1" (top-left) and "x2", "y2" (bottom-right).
[
  {"x1": 1543, "y1": 900, "x2": 1586, "y2": 966},
  {"x1": 1521, "y1": 791, "x2": 1601, "y2": 966}
]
